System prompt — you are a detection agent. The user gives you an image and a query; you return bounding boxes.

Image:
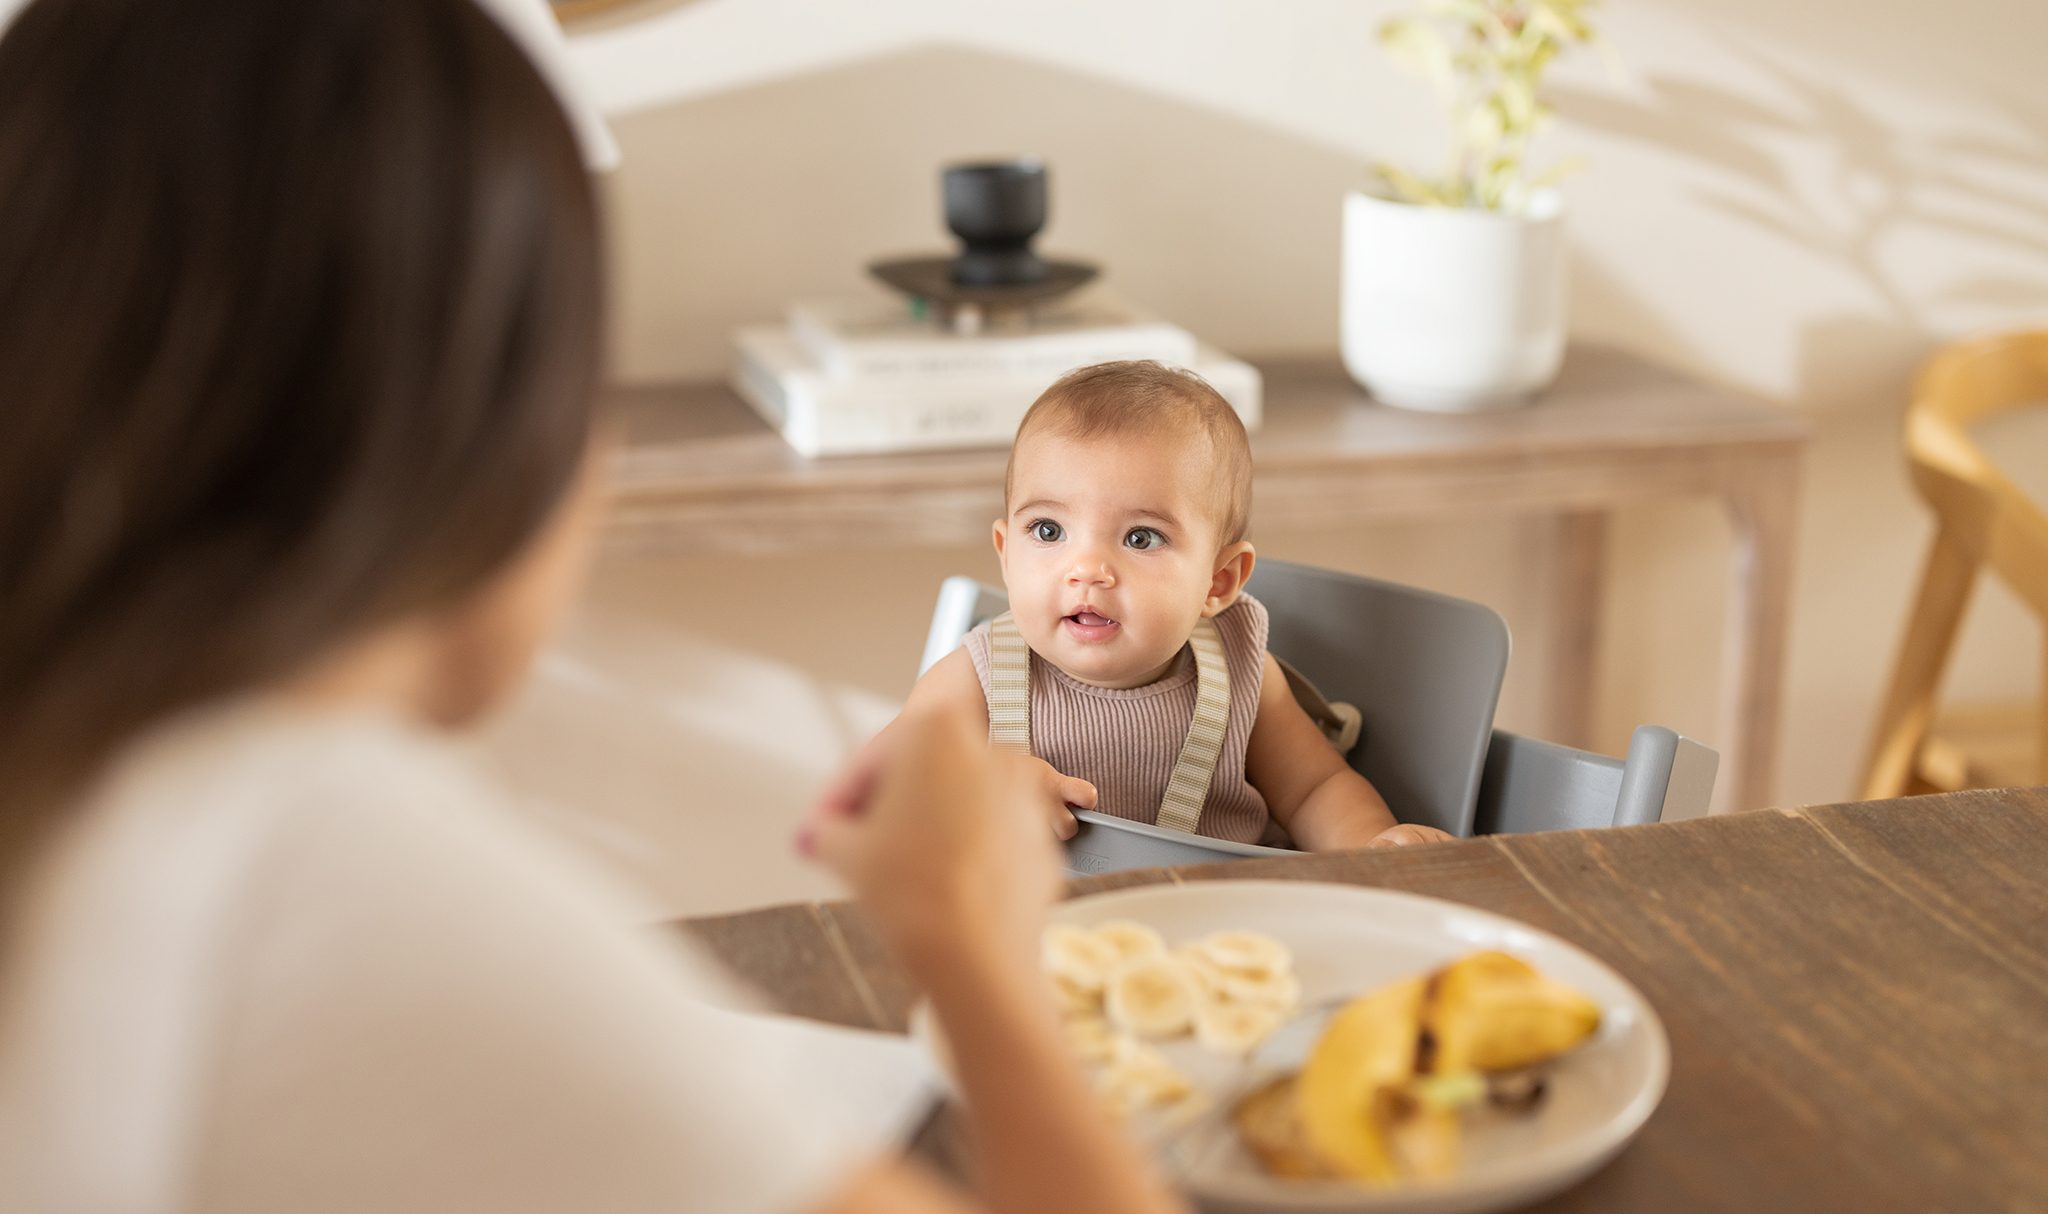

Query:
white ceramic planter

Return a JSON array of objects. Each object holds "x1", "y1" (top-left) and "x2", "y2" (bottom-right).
[{"x1": 1339, "y1": 189, "x2": 1568, "y2": 412}]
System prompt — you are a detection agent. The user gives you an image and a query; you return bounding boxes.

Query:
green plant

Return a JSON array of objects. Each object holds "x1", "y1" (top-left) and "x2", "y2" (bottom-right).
[{"x1": 1376, "y1": 0, "x2": 1601, "y2": 213}]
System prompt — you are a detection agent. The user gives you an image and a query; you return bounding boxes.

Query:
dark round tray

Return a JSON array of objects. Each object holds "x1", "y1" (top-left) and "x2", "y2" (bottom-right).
[{"x1": 867, "y1": 255, "x2": 1099, "y2": 310}]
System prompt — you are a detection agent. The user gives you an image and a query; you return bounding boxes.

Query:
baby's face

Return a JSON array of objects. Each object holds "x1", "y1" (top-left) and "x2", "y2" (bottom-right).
[{"x1": 996, "y1": 429, "x2": 1231, "y2": 689}]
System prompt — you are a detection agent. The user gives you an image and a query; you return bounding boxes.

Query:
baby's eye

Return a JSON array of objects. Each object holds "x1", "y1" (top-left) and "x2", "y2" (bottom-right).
[
  {"x1": 1124, "y1": 527, "x2": 1166, "y2": 551},
  {"x1": 1029, "y1": 519, "x2": 1064, "y2": 543}
]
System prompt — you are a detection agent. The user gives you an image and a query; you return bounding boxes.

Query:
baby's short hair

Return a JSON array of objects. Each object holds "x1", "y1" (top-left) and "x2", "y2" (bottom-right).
[{"x1": 1005, "y1": 360, "x2": 1253, "y2": 545}]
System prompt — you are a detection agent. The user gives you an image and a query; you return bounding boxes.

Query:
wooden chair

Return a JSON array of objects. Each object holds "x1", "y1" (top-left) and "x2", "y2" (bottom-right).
[{"x1": 1861, "y1": 331, "x2": 2048, "y2": 799}]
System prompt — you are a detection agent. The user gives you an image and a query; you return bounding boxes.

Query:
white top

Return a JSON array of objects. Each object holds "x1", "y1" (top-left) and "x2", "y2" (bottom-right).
[{"x1": 0, "y1": 704, "x2": 896, "y2": 1214}]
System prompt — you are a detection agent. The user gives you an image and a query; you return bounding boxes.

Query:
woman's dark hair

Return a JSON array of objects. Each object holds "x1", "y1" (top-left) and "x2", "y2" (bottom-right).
[{"x1": 0, "y1": 0, "x2": 604, "y2": 825}]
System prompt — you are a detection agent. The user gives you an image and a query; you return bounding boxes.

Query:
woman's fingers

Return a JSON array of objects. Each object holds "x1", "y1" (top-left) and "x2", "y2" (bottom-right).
[
  {"x1": 806, "y1": 715, "x2": 1061, "y2": 976},
  {"x1": 795, "y1": 740, "x2": 886, "y2": 857},
  {"x1": 804, "y1": 804, "x2": 862, "y2": 873},
  {"x1": 814, "y1": 736, "x2": 887, "y2": 820}
]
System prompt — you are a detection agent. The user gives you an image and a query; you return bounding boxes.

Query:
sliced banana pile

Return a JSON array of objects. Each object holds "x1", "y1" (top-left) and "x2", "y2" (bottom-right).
[{"x1": 1041, "y1": 920, "x2": 1303, "y2": 1121}]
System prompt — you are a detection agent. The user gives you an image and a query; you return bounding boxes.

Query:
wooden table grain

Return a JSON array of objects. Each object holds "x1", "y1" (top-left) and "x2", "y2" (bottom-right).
[
  {"x1": 674, "y1": 790, "x2": 2048, "y2": 1213},
  {"x1": 604, "y1": 347, "x2": 1809, "y2": 812}
]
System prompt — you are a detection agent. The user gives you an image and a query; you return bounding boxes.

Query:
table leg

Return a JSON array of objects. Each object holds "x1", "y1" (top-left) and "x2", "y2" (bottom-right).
[
  {"x1": 1551, "y1": 510, "x2": 1609, "y2": 750},
  {"x1": 1717, "y1": 454, "x2": 1803, "y2": 812}
]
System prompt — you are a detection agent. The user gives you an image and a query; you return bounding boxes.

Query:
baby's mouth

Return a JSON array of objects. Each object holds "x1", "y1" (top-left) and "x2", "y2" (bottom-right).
[{"x1": 1061, "y1": 609, "x2": 1121, "y2": 641}]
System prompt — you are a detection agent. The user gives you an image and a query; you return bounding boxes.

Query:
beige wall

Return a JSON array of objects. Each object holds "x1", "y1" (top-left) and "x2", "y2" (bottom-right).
[{"x1": 479, "y1": 0, "x2": 2048, "y2": 918}]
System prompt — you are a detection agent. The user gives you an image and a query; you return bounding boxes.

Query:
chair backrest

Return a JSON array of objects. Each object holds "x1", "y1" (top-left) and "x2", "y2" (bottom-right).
[
  {"x1": 918, "y1": 560, "x2": 1511, "y2": 837},
  {"x1": 1860, "y1": 331, "x2": 2048, "y2": 794},
  {"x1": 1904, "y1": 331, "x2": 2048, "y2": 618},
  {"x1": 1253, "y1": 561, "x2": 1509, "y2": 836},
  {"x1": 920, "y1": 577, "x2": 1010, "y2": 676},
  {"x1": 1474, "y1": 725, "x2": 1719, "y2": 835}
]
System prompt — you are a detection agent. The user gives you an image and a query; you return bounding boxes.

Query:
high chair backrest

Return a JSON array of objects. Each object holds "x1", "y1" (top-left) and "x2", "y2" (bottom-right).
[
  {"x1": 1250, "y1": 561, "x2": 1510, "y2": 836},
  {"x1": 919, "y1": 559, "x2": 1511, "y2": 837},
  {"x1": 1475, "y1": 725, "x2": 1720, "y2": 834}
]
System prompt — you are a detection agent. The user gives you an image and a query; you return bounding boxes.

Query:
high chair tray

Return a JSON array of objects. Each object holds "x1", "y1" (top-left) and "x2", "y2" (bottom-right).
[{"x1": 1066, "y1": 809, "x2": 1296, "y2": 876}]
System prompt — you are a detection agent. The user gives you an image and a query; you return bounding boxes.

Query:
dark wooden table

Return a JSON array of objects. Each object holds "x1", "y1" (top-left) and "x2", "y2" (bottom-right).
[{"x1": 676, "y1": 790, "x2": 2048, "y2": 1213}]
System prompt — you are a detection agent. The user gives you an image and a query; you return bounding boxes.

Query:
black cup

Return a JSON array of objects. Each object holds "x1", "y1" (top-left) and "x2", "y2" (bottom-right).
[{"x1": 944, "y1": 159, "x2": 1049, "y2": 287}]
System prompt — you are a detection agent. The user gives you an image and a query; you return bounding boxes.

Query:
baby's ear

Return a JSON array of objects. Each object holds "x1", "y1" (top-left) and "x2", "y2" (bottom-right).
[{"x1": 1202, "y1": 542, "x2": 1256, "y2": 617}]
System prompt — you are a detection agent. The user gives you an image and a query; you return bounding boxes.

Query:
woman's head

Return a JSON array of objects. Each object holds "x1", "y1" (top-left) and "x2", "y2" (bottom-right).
[{"x1": 0, "y1": 0, "x2": 605, "y2": 806}]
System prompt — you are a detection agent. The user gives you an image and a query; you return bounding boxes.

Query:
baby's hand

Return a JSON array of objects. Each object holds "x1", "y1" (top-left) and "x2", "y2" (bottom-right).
[
  {"x1": 1366, "y1": 822, "x2": 1457, "y2": 849},
  {"x1": 1019, "y1": 756, "x2": 1097, "y2": 841}
]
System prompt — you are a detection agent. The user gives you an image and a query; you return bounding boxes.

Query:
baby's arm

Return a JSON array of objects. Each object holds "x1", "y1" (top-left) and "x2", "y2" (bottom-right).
[
  {"x1": 1244, "y1": 653, "x2": 1453, "y2": 851},
  {"x1": 887, "y1": 649, "x2": 1096, "y2": 839}
]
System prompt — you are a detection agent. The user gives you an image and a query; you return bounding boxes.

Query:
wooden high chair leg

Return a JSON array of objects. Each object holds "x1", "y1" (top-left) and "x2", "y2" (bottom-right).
[{"x1": 1862, "y1": 530, "x2": 1979, "y2": 800}]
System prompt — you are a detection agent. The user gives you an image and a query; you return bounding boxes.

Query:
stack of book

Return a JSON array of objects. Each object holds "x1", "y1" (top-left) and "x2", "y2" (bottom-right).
[{"x1": 731, "y1": 291, "x2": 1263, "y2": 458}]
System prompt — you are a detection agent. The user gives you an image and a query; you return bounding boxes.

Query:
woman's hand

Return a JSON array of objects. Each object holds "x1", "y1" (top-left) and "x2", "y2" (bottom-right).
[
  {"x1": 803, "y1": 713, "x2": 1191, "y2": 1214},
  {"x1": 800, "y1": 710, "x2": 1064, "y2": 982}
]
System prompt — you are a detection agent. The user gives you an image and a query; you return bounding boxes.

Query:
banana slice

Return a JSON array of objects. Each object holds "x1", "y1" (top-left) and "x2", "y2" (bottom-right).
[
  {"x1": 1104, "y1": 956, "x2": 1200, "y2": 1039},
  {"x1": 1156, "y1": 1088, "x2": 1214, "y2": 1132},
  {"x1": 1099, "y1": 1042, "x2": 1195, "y2": 1111},
  {"x1": 1199, "y1": 930, "x2": 1292, "y2": 978},
  {"x1": 1171, "y1": 944, "x2": 1230, "y2": 1001},
  {"x1": 1219, "y1": 966, "x2": 1303, "y2": 1011},
  {"x1": 1092, "y1": 919, "x2": 1168, "y2": 964},
  {"x1": 1109, "y1": 1033, "x2": 1171, "y2": 1068},
  {"x1": 1042, "y1": 923, "x2": 1122, "y2": 992},
  {"x1": 1195, "y1": 999, "x2": 1287, "y2": 1053},
  {"x1": 1061, "y1": 1016, "x2": 1121, "y2": 1063},
  {"x1": 1049, "y1": 972, "x2": 1102, "y2": 1016}
]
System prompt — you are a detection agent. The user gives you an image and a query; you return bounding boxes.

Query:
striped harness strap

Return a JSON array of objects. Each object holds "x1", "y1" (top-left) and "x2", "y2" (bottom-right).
[{"x1": 984, "y1": 611, "x2": 1230, "y2": 835}]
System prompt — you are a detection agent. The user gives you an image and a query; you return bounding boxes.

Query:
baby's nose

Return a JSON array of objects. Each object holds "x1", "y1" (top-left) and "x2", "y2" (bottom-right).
[{"x1": 1066, "y1": 555, "x2": 1117, "y2": 586}]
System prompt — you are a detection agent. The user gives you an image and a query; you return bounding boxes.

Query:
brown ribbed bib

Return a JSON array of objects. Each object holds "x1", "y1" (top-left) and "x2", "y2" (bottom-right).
[{"x1": 964, "y1": 595, "x2": 1273, "y2": 844}]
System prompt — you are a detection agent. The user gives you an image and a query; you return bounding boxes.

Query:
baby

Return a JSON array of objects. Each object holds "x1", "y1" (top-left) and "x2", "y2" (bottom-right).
[{"x1": 900, "y1": 360, "x2": 1453, "y2": 851}]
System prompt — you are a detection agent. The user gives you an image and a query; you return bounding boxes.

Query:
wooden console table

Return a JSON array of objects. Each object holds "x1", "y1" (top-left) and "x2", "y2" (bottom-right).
[{"x1": 605, "y1": 346, "x2": 1810, "y2": 812}]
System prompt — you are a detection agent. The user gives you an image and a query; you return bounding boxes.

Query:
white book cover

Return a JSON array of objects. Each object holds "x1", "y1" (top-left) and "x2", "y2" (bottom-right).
[
  {"x1": 731, "y1": 325, "x2": 1261, "y2": 459},
  {"x1": 787, "y1": 290, "x2": 1199, "y2": 382}
]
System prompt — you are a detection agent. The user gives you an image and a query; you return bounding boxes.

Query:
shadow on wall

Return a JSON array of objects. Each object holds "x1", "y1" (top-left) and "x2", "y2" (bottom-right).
[
  {"x1": 1553, "y1": 47, "x2": 2048, "y2": 418},
  {"x1": 601, "y1": 38, "x2": 1766, "y2": 394}
]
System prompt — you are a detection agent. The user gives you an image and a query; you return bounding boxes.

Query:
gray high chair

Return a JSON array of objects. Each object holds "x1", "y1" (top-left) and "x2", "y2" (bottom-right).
[{"x1": 920, "y1": 560, "x2": 1718, "y2": 876}]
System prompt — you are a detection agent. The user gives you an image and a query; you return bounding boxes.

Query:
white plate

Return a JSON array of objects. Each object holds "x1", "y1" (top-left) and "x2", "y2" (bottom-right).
[{"x1": 918, "y1": 879, "x2": 1668, "y2": 1214}]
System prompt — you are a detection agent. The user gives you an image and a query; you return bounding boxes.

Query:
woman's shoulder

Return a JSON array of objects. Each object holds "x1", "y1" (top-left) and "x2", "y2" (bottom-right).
[
  {"x1": 131, "y1": 705, "x2": 708, "y2": 987},
  {"x1": 83, "y1": 703, "x2": 605, "y2": 910},
  {"x1": 48, "y1": 701, "x2": 703, "y2": 998}
]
